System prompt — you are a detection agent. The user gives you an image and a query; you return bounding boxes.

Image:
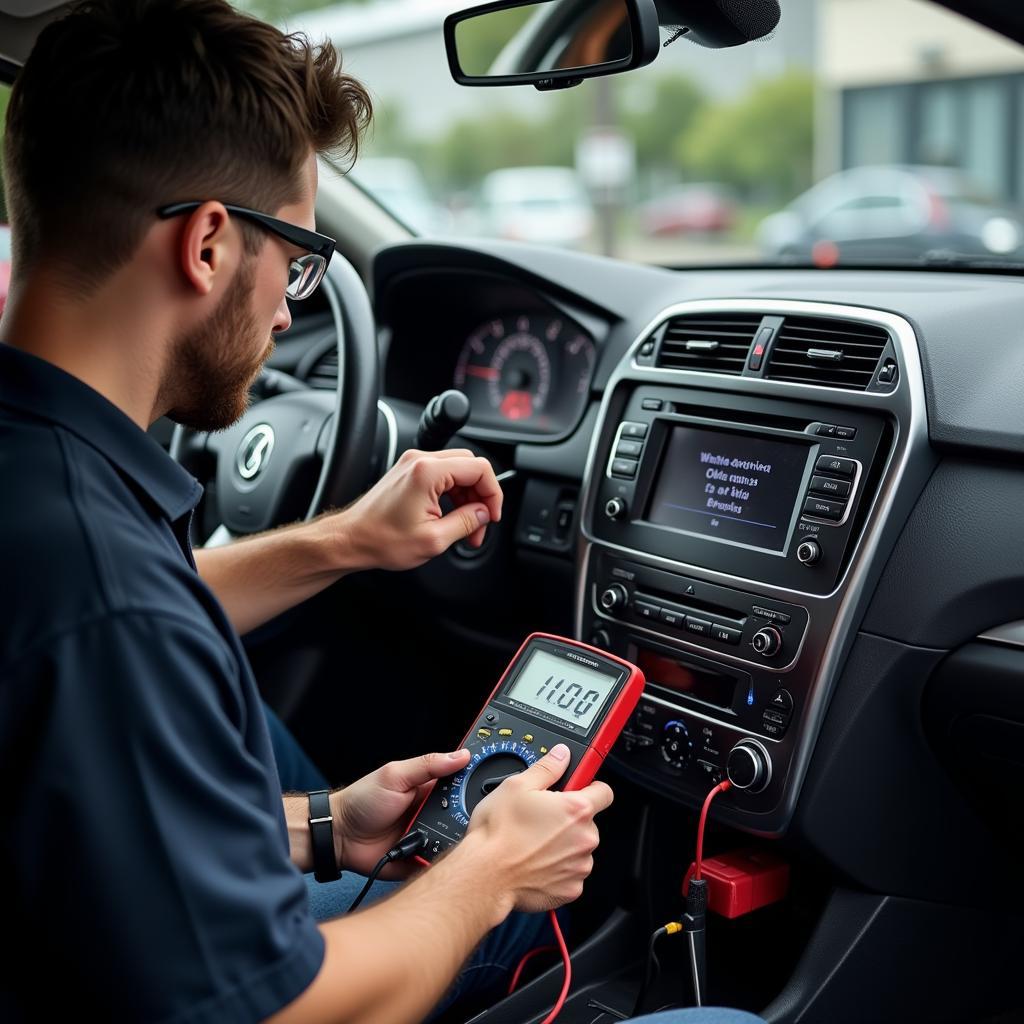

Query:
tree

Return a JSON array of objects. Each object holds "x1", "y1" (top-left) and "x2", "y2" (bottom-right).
[
  {"x1": 676, "y1": 70, "x2": 814, "y2": 202},
  {"x1": 621, "y1": 75, "x2": 707, "y2": 172}
]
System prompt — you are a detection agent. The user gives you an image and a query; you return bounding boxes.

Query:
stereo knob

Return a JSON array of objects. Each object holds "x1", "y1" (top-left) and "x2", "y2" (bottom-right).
[
  {"x1": 796, "y1": 539, "x2": 822, "y2": 566},
  {"x1": 726, "y1": 740, "x2": 772, "y2": 793},
  {"x1": 751, "y1": 626, "x2": 782, "y2": 658},
  {"x1": 604, "y1": 497, "x2": 628, "y2": 521},
  {"x1": 599, "y1": 584, "x2": 628, "y2": 613}
]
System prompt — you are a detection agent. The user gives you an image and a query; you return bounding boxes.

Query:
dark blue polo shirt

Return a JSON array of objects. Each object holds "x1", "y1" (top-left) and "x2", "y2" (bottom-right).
[{"x1": 0, "y1": 344, "x2": 324, "y2": 1021}]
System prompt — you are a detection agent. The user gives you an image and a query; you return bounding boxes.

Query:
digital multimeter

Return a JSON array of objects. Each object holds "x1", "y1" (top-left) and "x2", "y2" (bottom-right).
[{"x1": 409, "y1": 633, "x2": 645, "y2": 862}]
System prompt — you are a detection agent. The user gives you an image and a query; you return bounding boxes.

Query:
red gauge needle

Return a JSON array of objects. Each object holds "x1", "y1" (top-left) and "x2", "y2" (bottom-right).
[{"x1": 465, "y1": 365, "x2": 500, "y2": 380}]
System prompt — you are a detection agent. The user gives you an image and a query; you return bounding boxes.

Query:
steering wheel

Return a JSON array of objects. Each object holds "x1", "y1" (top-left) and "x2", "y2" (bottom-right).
[{"x1": 170, "y1": 253, "x2": 382, "y2": 543}]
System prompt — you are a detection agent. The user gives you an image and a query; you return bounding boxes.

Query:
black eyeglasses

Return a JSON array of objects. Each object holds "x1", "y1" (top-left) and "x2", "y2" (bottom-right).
[{"x1": 157, "y1": 201, "x2": 336, "y2": 301}]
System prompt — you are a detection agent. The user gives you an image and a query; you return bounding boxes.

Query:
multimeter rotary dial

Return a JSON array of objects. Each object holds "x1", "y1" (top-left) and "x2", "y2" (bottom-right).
[{"x1": 442, "y1": 740, "x2": 539, "y2": 827}]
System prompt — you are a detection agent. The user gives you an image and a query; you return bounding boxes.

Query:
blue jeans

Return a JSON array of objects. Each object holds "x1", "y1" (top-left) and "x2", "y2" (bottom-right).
[
  {"x1": 264, "y1": 706, "x2": 766, "y2": 1024},
  {"x1": 265, "y1": 705, "x2": 557, "y2": 1013}
]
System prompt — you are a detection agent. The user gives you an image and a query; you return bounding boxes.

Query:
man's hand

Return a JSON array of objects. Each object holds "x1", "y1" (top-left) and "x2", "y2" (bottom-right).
[
  {"x1": 465, "y1": 744, "x2": 614, "y2": 914},
  {"x1": 332, "y1": 748, "x2": 472, "y2": 877},
  {"x1": 335, "y1": 448, "x2": 503, "y2": 572}
]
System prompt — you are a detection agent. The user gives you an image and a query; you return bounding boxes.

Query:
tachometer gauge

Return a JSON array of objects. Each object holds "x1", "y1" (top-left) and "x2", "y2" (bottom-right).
[{"x1": 454, "y1": 313, "x2": 595, "y2": 435}]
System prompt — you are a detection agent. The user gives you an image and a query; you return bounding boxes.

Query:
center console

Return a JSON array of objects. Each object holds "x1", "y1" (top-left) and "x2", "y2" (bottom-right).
[{"x1": 576, "y1": 299, "x2": 930, "y2": 834}]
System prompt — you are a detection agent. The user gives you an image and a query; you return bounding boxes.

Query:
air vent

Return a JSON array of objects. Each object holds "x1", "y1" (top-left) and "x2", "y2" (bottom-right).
[
  {"x1": 654, "y1": 314, "x2": 762, "y2": 375},
  {"x1": 766, "y1": 316, "x2": 889, "y2": 390},
  {"x1": 305, "y1": 348, "x2": 338, "y2": 389}
]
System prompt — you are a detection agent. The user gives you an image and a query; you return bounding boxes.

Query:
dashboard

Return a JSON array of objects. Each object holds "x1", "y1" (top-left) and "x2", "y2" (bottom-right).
[
  {"x1": 230, "y1": 234, "x2": 1024, "y2": 925},
  {"x1": 365, "y1": 240, "x2": 1024, "y2": 895}
]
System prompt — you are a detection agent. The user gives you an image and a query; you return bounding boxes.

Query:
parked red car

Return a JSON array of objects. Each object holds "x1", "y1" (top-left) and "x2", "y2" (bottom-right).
[{"x1": 639, "y1": 183, "x2": 737, "y2": 235}]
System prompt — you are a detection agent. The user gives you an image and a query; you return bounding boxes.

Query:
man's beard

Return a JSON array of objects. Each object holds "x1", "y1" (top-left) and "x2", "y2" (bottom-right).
[{"x1": 165, "y1": 257, "x2": 275, "y2": 432}]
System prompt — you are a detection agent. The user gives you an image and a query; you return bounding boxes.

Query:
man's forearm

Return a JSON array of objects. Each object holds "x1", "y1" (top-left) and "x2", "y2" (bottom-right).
[
  {"x1": 195, "y1": 515, "x2": 358, "y2": 635},
  {"x1": 270, "y1": 832, "x2": 511, "y2": 1024}
]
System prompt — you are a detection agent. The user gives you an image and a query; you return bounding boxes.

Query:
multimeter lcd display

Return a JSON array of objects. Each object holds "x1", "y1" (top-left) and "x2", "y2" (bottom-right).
[{"x1": 504, "y1": 650, "x2": 619, "y2": 730}]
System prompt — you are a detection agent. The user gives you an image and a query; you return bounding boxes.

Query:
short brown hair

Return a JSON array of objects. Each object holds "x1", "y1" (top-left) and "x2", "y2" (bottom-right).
[{"x1": 3, "y1": 0, "x2": 371, "y2": 292}]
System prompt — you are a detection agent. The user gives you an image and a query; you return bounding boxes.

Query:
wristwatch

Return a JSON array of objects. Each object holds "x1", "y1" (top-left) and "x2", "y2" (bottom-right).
[{"x1": 307, "y1": 789, "x2": 341, "y2": 883}]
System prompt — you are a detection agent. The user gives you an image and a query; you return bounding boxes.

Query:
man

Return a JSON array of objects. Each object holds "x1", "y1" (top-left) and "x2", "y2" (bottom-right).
[{"x1": 0, "y1": 3, "x2": 765, "y2": 1023}]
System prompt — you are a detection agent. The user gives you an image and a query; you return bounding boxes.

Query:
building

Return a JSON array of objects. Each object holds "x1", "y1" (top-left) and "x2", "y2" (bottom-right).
[{"x1": 818, "y1": 0, "x2": 1024, "y2": 202}]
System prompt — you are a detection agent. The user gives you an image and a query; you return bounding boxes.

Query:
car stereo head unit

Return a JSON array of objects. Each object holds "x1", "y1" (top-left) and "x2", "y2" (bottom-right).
[{"x1": 592, "y1": 386, "x2": 887, "y2": 594}]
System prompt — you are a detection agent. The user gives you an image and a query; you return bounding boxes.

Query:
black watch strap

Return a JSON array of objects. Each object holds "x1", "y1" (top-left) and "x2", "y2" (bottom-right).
[{"x1": 307, "y1": 789, "x2": 340, "y2": 883}]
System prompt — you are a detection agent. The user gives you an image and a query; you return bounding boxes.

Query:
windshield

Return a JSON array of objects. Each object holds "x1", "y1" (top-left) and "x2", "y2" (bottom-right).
[{"x1": 240, "y1": 0, "x2": 1024, "y2": 269}]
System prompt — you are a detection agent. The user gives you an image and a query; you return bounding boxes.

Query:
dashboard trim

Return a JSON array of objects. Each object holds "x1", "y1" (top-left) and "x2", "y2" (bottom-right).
[{"x1": 978, "y1": 621, "x2": 1024, "y2": 650}]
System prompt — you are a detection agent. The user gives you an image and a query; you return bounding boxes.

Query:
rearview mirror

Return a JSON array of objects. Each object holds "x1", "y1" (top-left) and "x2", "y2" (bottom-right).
[{"x1": 444, "y1": 0, "x2": 660, "y2": 90}]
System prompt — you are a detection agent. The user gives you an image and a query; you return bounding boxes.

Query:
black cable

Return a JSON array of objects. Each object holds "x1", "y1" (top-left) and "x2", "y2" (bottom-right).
[
  {"x1": 346, "y1": 854, "x2": 389, "y2": 913},
  {"x1": 346, "y1": 829, "x2": 427, "y2": 913},
  {"x1": 631, "y1": 925, "x2": 669, "y2": 1017}
]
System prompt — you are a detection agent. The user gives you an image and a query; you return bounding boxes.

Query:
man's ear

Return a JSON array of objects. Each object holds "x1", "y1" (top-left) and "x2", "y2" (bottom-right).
[{"x1": 177, "y1": 201, "x2": 235, "y2": 296}]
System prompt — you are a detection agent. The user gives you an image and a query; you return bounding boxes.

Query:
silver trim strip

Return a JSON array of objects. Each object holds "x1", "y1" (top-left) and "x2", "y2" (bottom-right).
[
  {"x1": 978, "y1": 621, "x2": 1024, "y2": 650},
  {"x1": 575, "y1": 297, "x2": 933, "y2": 834},
  {"x1": 377, "y1": 399, "x2": 399, "y2": 472}
]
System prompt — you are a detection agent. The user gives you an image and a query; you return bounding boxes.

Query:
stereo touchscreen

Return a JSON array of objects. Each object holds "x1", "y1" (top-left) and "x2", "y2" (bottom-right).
[{"x1": 645, "y1": 426, "x2": 810, "y2": 553}]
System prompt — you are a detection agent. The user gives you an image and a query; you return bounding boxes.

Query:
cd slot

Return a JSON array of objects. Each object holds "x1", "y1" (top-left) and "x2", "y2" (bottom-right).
[{"x1": 665, "y1": 402, "x2": 809, "y2": 433}]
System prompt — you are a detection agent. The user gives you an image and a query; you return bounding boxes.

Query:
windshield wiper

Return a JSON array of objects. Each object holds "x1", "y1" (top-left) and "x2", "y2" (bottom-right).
[{"x1": 912, "y1": 248, "x2": 1024, "y2": 270}]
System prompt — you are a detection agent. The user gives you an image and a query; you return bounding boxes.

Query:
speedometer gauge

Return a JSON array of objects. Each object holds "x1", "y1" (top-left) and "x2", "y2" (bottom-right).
[{"x1": 454, "y1": 313, "x2": 595, "y2": 435}]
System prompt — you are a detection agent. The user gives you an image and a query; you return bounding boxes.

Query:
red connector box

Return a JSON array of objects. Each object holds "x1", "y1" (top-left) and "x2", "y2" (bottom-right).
[{"x1": 686, "y1": 848, "x2": 790, "y2": 919}]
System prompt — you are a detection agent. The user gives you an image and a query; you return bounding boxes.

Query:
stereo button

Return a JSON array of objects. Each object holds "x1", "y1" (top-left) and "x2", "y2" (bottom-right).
[
  {"x1": 660, "y1": 608, "x2": 685, "y2": 628},
  {"x1": 751, "y1": 605, "x2": 791, "y2": 625},
  {"x1": 809, "y1": 475, "x2": 851, "y2": 498},
  {"x1": 615, "y1": 439, "x2": 644, "y2": 458},
  {"x1": 641, "y1": 399, "x2": 664, "y2": 411},
  {"x1": 685, "y1": 617, "x2": 711, "y2": 637},
  {"x1": 634, "y1": 600, "x2": 660, "y2": 621},
  {"x1": 711, "y1": 624, "x2": 742, "y2": 645},
  {"x1": 620, "y1": 422, "x2": 649, "y2": 439},
  {"x1": 611, "y1": 458, "x2": 639, "y2": 478},
  {"x1": 803, "y1": 497, "x2": 845, "y2": 520},
  {"x1": 815, "y1": 455, "x2": 856, "y2": 477}
]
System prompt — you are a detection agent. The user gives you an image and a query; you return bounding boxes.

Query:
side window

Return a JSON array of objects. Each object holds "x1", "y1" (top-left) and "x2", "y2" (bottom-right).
[{"x1": 813, "y1": 190, "x2": 916, "y2": 240}]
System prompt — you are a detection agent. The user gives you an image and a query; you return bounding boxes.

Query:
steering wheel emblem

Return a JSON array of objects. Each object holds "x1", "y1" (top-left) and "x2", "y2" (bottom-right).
[{"x1": 236, "y1": 424, "x2": 275, "y2": 481}]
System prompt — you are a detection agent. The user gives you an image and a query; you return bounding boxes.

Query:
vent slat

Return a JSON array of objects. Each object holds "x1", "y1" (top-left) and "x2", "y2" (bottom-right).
[
  {"x1": 777, "y1": 324, "x2": 886, "y2": 340},
  {"x1": 770, "y1": 353, "x2": 880, "y2": 366},
  {"x1": 774, "y1": 337, "x2": 887, "y2": 353},
  {"x1": 766, "y1": 315, "x2": 888, "y2": 391},
  {"x1": 305, "y1": 351, "x2": 338, "y2": 389},
  {"x1": 654, "y1": 313, "x2": 761, "y2": 375}
]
